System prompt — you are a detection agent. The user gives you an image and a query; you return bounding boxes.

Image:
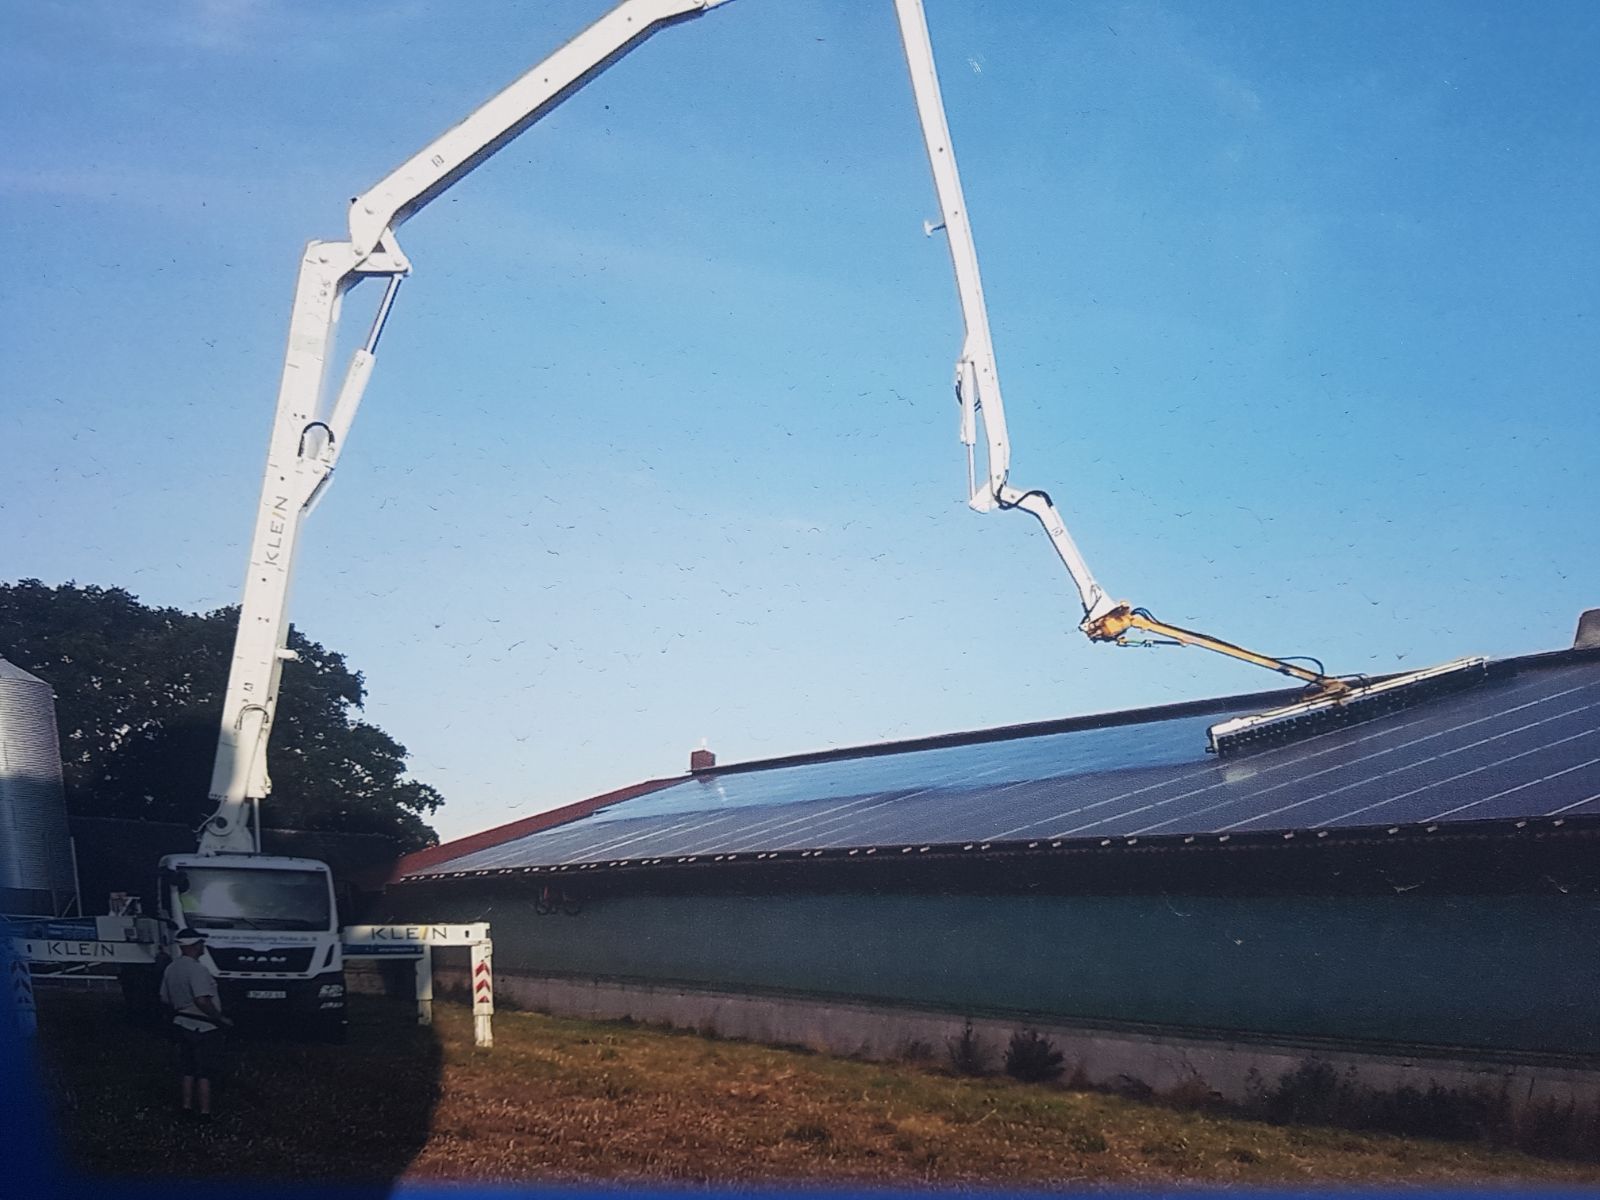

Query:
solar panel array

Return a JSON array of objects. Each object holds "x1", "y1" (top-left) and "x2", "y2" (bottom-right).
[{"x1": 408, "y1": 657, "x2": 1600, "y2": 877}]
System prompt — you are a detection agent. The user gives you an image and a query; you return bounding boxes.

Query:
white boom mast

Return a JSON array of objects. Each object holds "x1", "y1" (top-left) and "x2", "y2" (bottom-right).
[{"x1": 200, "y1": 0, "x2": 737, "y2": 853}]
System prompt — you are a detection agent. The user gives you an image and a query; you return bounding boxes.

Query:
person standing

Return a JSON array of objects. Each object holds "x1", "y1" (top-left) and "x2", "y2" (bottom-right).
[{"x1": 159, "y1": 928, "x2": 230, "y2": 1122}]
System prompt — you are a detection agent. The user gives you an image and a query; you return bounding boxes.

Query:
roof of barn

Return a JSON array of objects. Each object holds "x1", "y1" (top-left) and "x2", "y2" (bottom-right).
[{"x1": 396, "y1": 644, "x2": 1600, "y2": 884}]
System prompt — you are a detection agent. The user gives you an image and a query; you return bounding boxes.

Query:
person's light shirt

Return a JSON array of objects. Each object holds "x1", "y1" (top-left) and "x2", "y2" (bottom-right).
[{"x1": 160, "y1": 955, "x2": 222, "y2": 1033}]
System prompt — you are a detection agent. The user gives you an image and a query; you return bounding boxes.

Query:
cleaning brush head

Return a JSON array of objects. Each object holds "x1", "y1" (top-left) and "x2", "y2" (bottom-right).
[{"x1": 1207, "y1": 655, "x2": 1491, "y2": 758}]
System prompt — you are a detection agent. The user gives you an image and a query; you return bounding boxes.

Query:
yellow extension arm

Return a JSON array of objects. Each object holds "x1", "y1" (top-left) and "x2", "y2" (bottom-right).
[{"x1": 1083, "y1": 604, "x2": 1350, "y2": 695}]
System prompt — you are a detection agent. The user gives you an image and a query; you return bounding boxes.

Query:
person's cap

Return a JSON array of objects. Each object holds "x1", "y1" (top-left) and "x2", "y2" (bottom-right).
[{"x1": 174, "y1": 928, "x2": 208, "y2": 943}]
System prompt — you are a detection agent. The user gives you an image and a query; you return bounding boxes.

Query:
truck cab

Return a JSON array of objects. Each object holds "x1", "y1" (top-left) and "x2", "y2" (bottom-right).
[{"x1": 156, "y1": 853, "x2": 345, "y2": 1037}]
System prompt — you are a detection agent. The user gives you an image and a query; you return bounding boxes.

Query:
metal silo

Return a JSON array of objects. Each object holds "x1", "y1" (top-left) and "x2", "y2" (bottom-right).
[{"x1": 0, "y1": 657, "x2": 76, "y2": 915}]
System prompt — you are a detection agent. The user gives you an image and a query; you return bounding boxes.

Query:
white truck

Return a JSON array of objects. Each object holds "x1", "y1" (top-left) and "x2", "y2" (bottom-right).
[
  {"x1": 33, "y1": 858, "x2": 347, "y2": 1037},
  {"x1": 137, "y1": 854, "x2": 347, "y2": 1036}
]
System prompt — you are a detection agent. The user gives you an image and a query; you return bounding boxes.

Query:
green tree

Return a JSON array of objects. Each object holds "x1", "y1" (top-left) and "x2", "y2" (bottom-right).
[{"x1": 0, "y1": 579, "x2": 440, "y2": 850}]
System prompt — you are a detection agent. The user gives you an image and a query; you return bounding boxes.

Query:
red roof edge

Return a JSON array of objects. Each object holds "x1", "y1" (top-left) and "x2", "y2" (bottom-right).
[{"x1": 389, "y1": 776, "x2": 679, "y2": 883}]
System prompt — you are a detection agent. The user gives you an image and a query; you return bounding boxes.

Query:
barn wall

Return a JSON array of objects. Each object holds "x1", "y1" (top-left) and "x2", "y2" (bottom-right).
[
  {"x1": 388, "y1": 887, "x2": 1600, "y2": 1058},
  {"x1": 423, "y1": 968, "x2": 1600, "y2": 1118}
]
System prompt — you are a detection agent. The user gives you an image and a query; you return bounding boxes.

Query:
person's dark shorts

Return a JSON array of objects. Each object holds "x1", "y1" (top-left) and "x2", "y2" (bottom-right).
[{"x1": 173, "y1": 1025, "x2": 224, "y2": 1080}]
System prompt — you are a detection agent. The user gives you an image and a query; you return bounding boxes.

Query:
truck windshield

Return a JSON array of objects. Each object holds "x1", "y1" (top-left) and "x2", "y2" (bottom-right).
[{"x1": 177, "y1": 868, "x2": 333, "y2": 932}]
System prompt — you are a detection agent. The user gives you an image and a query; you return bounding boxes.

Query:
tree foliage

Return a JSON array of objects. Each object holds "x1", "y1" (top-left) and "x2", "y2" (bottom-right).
[{"x1": 0, "y1": 579, "x2": 440, "y2": 850}]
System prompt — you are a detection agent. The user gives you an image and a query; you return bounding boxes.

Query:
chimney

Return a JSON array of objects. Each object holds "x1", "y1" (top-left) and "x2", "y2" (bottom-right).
[
  {"x1": 690, "y1": 743, "x2": 716, "y2": 773},
  {"x1": 1575, "y1": 608, "x2": 1600, "y2": 651}
]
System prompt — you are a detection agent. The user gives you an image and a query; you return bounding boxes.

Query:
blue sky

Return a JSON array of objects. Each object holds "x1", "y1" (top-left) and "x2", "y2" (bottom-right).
[{"x1": 3, "y1": 0, "x2": 1596, "y2": 842}]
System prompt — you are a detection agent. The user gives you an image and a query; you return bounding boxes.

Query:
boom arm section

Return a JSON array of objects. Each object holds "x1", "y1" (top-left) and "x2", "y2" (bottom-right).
[
  {"x1": 348, "y1": 0, "x2": 734, "y2": 262},
  {"x1": 200, "y1": 0, "x2": 736, "y2": 854},
  {"x1": 891, "y1": 0, "x2": 1342, "y2": 694}
]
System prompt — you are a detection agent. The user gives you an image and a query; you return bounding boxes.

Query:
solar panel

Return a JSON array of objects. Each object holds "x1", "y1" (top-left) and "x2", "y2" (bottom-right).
[{"x1": 408, "y1": 655, "x2": 1600, "y2": 877}]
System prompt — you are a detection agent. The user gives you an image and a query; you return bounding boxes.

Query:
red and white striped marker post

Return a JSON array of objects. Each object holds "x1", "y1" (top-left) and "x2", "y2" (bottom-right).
[
  {"x1": 342, "y1": 923, "x2": 493, "y2": 1045},
  {"x1": 469, "y1": 941, "x2": 493, "y2": 1048},
  {"x1": 4, "y1": 941, "x2": 36, "y2": 1038}
]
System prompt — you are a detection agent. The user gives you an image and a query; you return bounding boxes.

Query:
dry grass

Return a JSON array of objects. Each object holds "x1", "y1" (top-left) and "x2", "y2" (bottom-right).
[{"x1": 34, "y1": 989, "x2": 1600, "y2": 1189}]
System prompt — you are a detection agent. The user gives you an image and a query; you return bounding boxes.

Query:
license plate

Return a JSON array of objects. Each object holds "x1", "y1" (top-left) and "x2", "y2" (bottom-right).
[{"x1": 246, "y1": 989, "x2": 287, "y2": 1000}]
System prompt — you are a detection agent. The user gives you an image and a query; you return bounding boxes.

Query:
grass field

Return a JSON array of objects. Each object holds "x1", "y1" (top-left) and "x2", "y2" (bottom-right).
[{"x1": 32, "y1": 988, "x2": 1600, "y2": 1189}]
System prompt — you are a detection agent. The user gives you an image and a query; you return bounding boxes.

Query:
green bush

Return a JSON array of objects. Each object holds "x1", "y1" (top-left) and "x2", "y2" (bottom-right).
[
  {"x1": 1003, "y1": 1029, "x2": 1065, "y2": 1084},
  {"x1": 1242, "y1": 1058, "x2": 1595, "y2": 1154},
  {"x1": 946, "y1": 1019, "x2": 990, "y2": 1076}
]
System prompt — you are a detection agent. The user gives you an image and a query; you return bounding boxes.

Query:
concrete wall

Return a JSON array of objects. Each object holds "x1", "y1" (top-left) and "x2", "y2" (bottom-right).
[
  {"x1": 389, "y1": 887, "x2": 1600, "y2": 1058},
  {"x1": 432, "y1": 966, "x2": 1600, "y2": 1120}
]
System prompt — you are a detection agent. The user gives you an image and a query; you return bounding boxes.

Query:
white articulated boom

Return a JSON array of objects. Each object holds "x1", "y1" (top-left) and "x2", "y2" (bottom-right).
[
  {"x1": 202, "y1": 0, "x2": 1485, "y2": 858},
  {"x1": 893, "y1": 0, "x2": 1344, "y2": 684},
  {"x1": 890, "y1": 0, "x2": 1485, "y2": 752},
  {"x1": 891, "y1": 0, "x2": 1116, "y2": 632}
]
